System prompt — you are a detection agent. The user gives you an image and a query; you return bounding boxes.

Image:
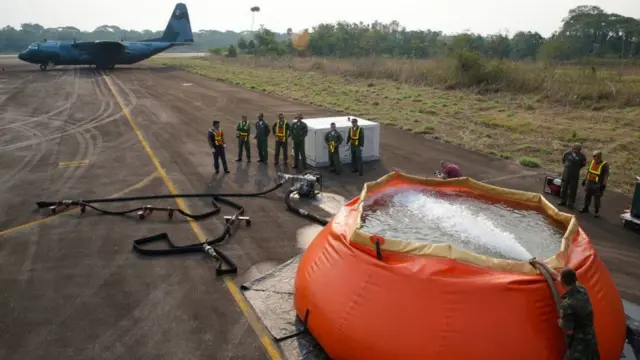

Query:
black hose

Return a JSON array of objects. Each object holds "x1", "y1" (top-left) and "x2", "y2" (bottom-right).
[
  {"x1": 71, "y1": 198, "x2": 221, "y2": 220},
  {"x1": 529, "y1": 258, "x2": 569, "y2": 348},
  {"x1": 284, "y1": 189, "x2": 329, "y2": 226},
  {"x1": 36, "y1": 181, "x2": 284, "y2": 222},
  {"x1": 35, "y1": 181, "x2": 285, "y2": 208},
  {"x1": 529, "y1": 259, "x2": 562, "y2": 316},
  {"x1": 36, "y1": 180, "x2": 333, "y2": 276}
]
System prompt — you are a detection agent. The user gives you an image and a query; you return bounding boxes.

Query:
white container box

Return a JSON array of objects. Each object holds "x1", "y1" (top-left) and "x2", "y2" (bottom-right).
[{"x1": 293, "y1": 116, "x2": 380, "y2": 167}]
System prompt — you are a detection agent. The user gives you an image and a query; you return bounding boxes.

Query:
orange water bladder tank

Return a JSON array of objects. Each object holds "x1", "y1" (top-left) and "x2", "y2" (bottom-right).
[{"x1": 293, "y1": 171, "x2": 626, "y2": 360}]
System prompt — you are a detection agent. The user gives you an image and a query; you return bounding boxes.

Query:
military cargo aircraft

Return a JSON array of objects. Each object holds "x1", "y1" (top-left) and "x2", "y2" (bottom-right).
[{"x1": 17, "y1": 2, "x2": 194, "y2": 70}]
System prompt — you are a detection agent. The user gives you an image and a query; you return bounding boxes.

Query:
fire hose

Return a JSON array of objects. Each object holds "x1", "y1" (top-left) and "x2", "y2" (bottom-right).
[
  {"x1": 284, "y1": 188, "x2": 329, "y2": 226},
  {"x1": 528, "y1": 258, "x2": 571, "y2": 348},
  {"x1": 36, "y1": 182, "x2": 286, "y2": 275},
  {"x1": 35, "y1": 173, "x2": 333, "y2": 276}
]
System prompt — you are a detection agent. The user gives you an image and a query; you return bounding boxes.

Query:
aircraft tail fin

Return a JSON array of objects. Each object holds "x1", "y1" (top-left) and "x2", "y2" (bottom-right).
[{"x1": 158, "y1": 3, "x2": 194, "y2": 43}]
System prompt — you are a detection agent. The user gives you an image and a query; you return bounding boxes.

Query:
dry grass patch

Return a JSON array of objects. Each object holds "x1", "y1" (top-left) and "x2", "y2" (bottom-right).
[{"x1": 149, "y1": 56, "x2": 640, "y2": 194}]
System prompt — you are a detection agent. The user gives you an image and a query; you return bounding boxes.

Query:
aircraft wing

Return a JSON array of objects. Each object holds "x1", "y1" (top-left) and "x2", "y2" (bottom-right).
[{"x1": 74, "y1": 41, "x2": 128, "y2": 55}]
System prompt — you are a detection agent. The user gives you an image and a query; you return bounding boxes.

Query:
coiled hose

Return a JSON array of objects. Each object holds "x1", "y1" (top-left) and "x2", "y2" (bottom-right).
[
  {"x1": 36, "y1": 182, "x2": 333, "y2": 276},
  {"x1": 36, "y1": 182, "x2": 285, "y2": 275},
  {"x1": 284, "y1": 189, "x2": 329, "y2": 226}
]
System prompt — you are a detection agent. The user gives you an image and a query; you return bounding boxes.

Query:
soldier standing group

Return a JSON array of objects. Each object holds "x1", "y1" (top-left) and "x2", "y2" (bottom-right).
[
  {"x1": 208, "y1": 114, "x2": 366, "y2": 176},
  {"x1": 558, "y1": 144, "x2": 610, "y2": 217},
  {"x1": 208, "y1": 113, "x2": 310, "y2": 172}
]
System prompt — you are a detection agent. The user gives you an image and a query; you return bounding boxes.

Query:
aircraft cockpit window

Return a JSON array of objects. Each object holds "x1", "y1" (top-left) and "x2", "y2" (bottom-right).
[{"x1": 28, "y1": 43, "x2": 39, "y2": 50}]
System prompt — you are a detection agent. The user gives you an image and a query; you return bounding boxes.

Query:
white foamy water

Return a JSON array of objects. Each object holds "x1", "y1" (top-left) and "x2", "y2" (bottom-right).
[{"x1": 362, "y1": 186, "x2": 564, "y2": 261}]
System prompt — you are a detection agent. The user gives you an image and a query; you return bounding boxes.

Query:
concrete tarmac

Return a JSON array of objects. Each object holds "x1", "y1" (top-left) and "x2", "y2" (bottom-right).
[{"x1": 1, "y1": 60, "x2": 639, "y2": 360}]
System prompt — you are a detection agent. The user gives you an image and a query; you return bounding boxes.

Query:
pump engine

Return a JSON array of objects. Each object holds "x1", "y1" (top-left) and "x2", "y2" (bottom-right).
[{"x1": 277, "y1": 171, "x2": 322, "y2": 198}]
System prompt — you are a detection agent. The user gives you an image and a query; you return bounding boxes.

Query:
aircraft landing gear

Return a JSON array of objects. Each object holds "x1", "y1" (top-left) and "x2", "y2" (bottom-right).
[{"x1": 39, "y1": 63, "x2": 48, "y2": 71}]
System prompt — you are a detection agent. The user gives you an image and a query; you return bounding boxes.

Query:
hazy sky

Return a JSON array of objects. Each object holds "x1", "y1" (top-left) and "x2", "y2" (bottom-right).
[{"x1": 2, "y1": 0, "x2": 639, "y2": 37}]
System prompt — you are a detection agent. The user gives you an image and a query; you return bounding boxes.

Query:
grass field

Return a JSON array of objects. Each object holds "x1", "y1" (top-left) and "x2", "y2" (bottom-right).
[{"x1": 149, "y1": 55, "x2": 640, "y2": 195}]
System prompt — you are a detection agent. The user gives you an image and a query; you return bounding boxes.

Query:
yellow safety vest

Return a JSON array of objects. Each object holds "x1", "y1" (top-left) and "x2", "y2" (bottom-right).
[
  {"x1": 586, "y1": 160, "x2": 606, "y2": 182},
  {"x1": 349, "y1": 127, "x2": 360, "y2": 146},
  {"x1": 238, "y1": 123, "x2": 248, "y2": 138},
  {"x1": 276, "y1": 121, "x2": 287, "y2": 141}
]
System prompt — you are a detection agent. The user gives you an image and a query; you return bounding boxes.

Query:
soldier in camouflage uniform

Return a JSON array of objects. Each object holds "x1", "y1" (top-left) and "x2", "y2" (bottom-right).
[
  {"x1": 289, "y1": 114, "x2": 308, "y2": 170},
  {"x1": 558, "y1": 268, "x2": 600, "y2": 360},
  {"x1": 324, "y1": 122, "x2": 343, "y2": 174}
]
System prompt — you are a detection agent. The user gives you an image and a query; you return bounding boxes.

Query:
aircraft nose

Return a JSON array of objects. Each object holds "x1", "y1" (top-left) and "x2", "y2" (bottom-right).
[{"x1": 18, "y1": 52, "x2": 26, "y2": 61}]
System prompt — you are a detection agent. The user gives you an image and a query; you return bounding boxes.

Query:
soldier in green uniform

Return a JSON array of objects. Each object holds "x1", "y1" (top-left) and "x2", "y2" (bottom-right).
[
  {"x1": 236, "y1": 115, "x2": 251, "y2": 162},
  {"x1": 289, "y1": 114, "x2": 308, "y2": 170},
  {"x1": 272, "y1": 113, "x2": 290, "y2": 165},
  {"x1": 558, "y1": 268, "x2": 600, "y2": 360},
  {"x1": 324, "y1": 122, "x2": 343, "y2": 174},
  {"x1": 558, "y1": 143, "x2": 586, "y2": 210},
  {"x1": 346, "y1": 117, "x2": 364, "y2": 176},
  {"x1": 254, "y1": 113, "x2": 270, "y2": 163}
]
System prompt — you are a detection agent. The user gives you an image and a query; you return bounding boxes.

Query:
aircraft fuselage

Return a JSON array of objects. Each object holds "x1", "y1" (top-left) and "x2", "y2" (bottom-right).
[{"x1": 17, "y1": 41, "x2": 176, "y2": 68}]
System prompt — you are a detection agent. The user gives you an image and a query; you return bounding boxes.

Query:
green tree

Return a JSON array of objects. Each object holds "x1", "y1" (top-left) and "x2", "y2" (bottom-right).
[
  {"x1": 1, "y1": 5, "x2": 639, "y2": 60},
  {"x1": 227, "y1": 44, "x2": 238, "y2": 57},
  {"x1": 237, "y1": 37, "x2": 248, "y2": 52},
  {"x1": 247, "y1": 39, "x2": 256, "y2": 54}
]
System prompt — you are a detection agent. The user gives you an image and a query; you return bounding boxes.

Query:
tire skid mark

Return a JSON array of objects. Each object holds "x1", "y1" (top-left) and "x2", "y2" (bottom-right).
[
  {"x1": 9, "y1": 254, "x2": 130, "y2": 360},
  {"x1": 0, "y1": 68, "x2": 80, "y2": 151},
  {"x1": 0, "y1": 76, "x2": 34, "y2": 108},
  {"x1": 79, "y1": 272, "x2": 191, "y2": 360},
  {"x1": 43, "y1": 67, "x2": 81, "y2": 195},
  {"x1": 0, "y1": 71, "x2": 133, "y2": 153},
  {"x1": 48, "y1": 69, "x2": 107, "y2": 196},
  {"x1": 0, "y1": 123, "x2": 47, "y2": 189},
  {"x1": 0, "y1": 93, "x2": 72, "y2": 131}
]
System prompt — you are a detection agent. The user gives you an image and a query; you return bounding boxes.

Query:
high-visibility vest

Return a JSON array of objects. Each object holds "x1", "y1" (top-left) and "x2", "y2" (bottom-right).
[
  {"x1": 239, "y1": 123, "x2": 249, "y2": 136},
  {"x1": 586, "y1": 160, "x2": 606, "y2": 182},
  {"x1": 275, "y1": 121, "x2": 287, "y2": 141},
  {"x1": 211, "y1": 128, "x2": 224, "y2": 146},
  {"x1": 238, "y1": 122, "x2": 249, "y2": 139},
  {"x1": 349, "y1": 127, "x2": 360, "y2": 146}
]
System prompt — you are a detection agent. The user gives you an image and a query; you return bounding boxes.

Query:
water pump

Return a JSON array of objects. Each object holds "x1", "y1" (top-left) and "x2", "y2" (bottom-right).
[{"x1": 277, "y1": 171, "x2": 322, "y2": 198}]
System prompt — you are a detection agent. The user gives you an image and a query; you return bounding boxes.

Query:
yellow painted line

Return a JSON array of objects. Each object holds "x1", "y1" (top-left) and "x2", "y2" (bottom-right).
[
  {"x1": 58, "y1": 160, "x2": 90, "y2": 168},
  {"x1": 102, "y1": 72, "x2": 283, "y2": 360},
  {"x1": 0, "y1": 171, "x2": 159, "y2": 237}
]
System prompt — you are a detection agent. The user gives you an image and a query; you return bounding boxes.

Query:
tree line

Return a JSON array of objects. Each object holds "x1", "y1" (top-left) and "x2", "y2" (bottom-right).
[
  {"x1": 0, "y1": 23, "x2": 289, "y2": 53},
  {"x1": 231, "y1": 5, "x2": 639, "y2": 61},
  {"x1": 2, "y1": 5, "x2": 639, "y2": 61}
]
